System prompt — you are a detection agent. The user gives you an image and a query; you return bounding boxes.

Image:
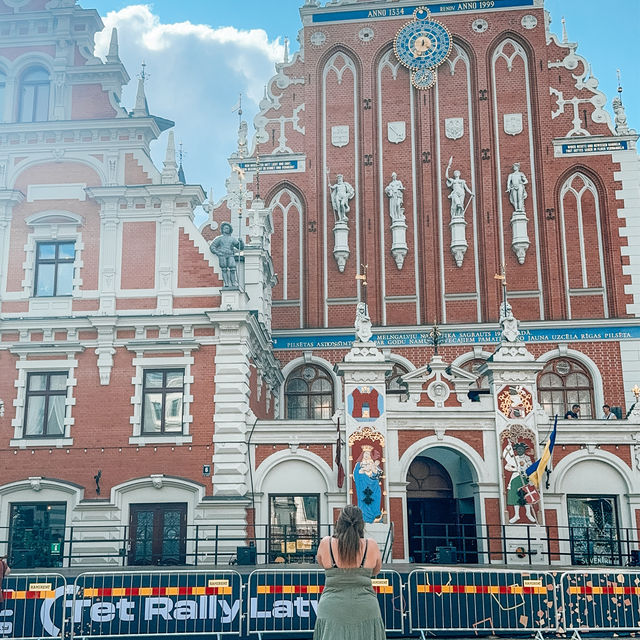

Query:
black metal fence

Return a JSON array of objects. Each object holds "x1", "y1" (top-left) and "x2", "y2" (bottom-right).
[{"x1": 2, "y1": 522, "x2": 638, "y2": 569}]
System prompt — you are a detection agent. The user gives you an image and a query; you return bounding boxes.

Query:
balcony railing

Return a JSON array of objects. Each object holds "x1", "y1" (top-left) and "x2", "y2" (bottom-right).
[{"x1": 1, "y1": 522, "x2": 637, "y2": 569}]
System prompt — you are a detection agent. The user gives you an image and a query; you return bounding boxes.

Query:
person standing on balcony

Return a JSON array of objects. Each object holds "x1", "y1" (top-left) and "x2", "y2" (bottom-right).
[
  {"x1": 314, "y1": 505, "x2": 384, "y2": 639},
  {"x1": 601, "y1": 404, "x2": 618, "y2": 420}
]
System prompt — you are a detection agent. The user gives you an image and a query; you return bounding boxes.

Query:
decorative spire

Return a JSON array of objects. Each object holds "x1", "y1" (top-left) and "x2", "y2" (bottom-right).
[
  {"x1": 161, "y1": 131, "x2": 179, "y2": 184},
  {"x1": 561, "y1": 16, "x2": 568, "y2": 44},
  {"x1": 177, "y1": 142, "x2": 186, "y2": 184},
  {"x1": 283, "y1": 36, "x2": 289, "y2": 64},
  {"x1": 132, "y1": 62, "x2": 149, "y2": 117},
  {"x1": 612, "y1": 72, "x2": 633, "y2": 136},
  {"x1": 106, "y1": 27, "x2": 119, "y2": 63}
]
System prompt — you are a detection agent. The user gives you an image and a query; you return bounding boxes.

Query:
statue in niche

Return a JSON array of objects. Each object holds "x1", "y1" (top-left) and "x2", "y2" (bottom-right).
[
  {"x1": 445, "y1": 157, "x2": 474, "y2": 218},
  {"x1": 385, "y1": 172, "x2": 405, "y2": 221},
  {"x1": 329, "y1": 174, "x2": 355, "y2": 223},
  {"x1": 354, "y1": 302, "x2": 373, "y2": 342},
  {"x1": 210, "y1": 222, "x2": 244, "y2": 288},
  {"x1": 506, "y1": 162, "x2": 528, "y2": 213}
]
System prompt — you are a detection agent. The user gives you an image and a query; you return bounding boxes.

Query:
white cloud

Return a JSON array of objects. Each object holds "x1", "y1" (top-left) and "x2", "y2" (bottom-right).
[{"x1": 94, "y1": 5, "x2": 284, "y2": 200}]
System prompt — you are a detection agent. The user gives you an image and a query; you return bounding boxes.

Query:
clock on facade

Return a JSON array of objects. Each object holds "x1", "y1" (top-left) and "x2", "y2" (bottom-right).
[{"x1": 394, "y1": 6, "x2": 451, "y2": 89}]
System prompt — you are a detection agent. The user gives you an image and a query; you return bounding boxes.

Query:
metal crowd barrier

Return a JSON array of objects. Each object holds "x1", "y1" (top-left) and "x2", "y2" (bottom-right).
[
  {"x1": 408, "y1": 568, "x2": 558, "y2": 639},
  {"x1": 9, "y1": 567, "x2": 640, "y2": 638},
  {"x1": 560, "y1": 570, "x2": 640, "y2": 638},
  {"x1": 0, "y1": 572, "x2": 67, "y2": 639},
  {"x1": 246, "y1": 568, "x2": 403, "y2": 637},
  {"x1": 71, "y1": 570, "x2": 243, "y2": 637}
]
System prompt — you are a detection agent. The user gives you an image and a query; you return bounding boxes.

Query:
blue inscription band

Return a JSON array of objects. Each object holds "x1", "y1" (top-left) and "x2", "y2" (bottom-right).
[
  {"x1": 272, "y1": 324, "x2": 640, "y2": 350},
  {"x1": 560, "y1": 140, "x2": 629, "y2": 155},
  {"x1": 311, "y1": 0, "x2": 536, "y2": 24},
  {"x1": 236, "y1": 158, "x2": 302, "y2": 173}
]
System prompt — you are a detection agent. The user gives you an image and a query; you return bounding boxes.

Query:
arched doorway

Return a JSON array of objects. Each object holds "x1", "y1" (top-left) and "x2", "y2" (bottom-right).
[{"x1": 406, "y1": 448, "x2": 478, "y2": 563}]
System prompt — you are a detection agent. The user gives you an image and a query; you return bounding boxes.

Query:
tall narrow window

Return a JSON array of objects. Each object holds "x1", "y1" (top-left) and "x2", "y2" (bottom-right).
[
  {"x1": 19, "y1": 66, "x2": 50, "y2": 123},
  {"x1": 0, "y1": 71, "x2": 6, "y2": 122},
  {"x1": 34, "y1": 241, "x2": 75, "y2": 297},
  {"x1": 24, "y1": 372, "x2": 67, "y2": 437},
  {"x1": 142, "y1": 370, "x2": 185, "y2": 434}
]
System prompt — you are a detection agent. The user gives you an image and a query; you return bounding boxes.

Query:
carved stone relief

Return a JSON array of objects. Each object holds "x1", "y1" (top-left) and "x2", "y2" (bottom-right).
[
  {"x1": 445, "y1": 117, "x2": 464, "y2": 140},
  {"x1": 331, "y1": 125, "x2": 349, "y2": 148},
  {"x1": 471, "y1": 19, "x2": 488, "y2": 33},
  {"x1": 503, "y1": 113, "x2": 523, "y2": 136},
  {"x1": 387, "y1": 121, "x2": 406, "y2": 144}
]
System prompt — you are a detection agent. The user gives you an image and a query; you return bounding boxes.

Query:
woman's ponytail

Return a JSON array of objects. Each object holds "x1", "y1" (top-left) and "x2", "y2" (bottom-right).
[{"x1": 334, "y1": 505, "x2": 365, "y2": 566}]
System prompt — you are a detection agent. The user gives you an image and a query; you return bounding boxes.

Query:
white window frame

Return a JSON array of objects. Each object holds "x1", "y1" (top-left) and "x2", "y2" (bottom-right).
[
  {"x1": 20, "y1": 212, "x2": 84, "y2": 316},
  {"x1": 129, "y1": 349, "x2": 195, "y2": 445},
  {"x1": 10, "y1": 350, "x2": 79, "y2": 447}
]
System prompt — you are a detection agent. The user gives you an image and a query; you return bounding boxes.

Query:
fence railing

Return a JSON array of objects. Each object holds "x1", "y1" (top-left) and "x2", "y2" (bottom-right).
[
  {"x1": 5, "y1": 568, "x2": 640, "y2": 638},
  {"x1": 408, "y1": 522, "x2": 639, "y2": 566},
  {"x1": 1, "y1": 521, "x2": 638, "y2": 569}
]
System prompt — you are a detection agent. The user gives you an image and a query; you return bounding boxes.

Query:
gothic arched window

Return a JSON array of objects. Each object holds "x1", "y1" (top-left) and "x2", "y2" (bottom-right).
[
  {"x1": 19, "y1": 66, "x2": 50, "y2": 123},
  {"x1": 285, "y1": 364, "x2": 334, "y2": 420},
  {"x1": 386, "y1": 362, "x2": 409, "y2": 402},
  {"x1": 537, "y1": 358, "x2": 595, "y2": 419}
]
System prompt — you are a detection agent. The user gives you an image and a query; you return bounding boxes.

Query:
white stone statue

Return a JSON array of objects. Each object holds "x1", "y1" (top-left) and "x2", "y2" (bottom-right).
[
  {"x1": 354, "y1": 302, "x2": 372, "y2": 342},
  {"x1": 499, "y1": 301, "x2": 521, "y2": 343},
  {"x1": 506, "y1": 163, "x2": 528, "y2": 213},
  {"x1": 385, "y1": 172, "x2": 405, "y2": 221},
  {"x1": 210, "y1": 222, "x2": 244, "y2": 288},
  {"x1": 613, "y1": 96, "x2": 632, "y2": 135},
  {"x1": 329, "y1": 174, "x2": 355, "y2": 223},
  {"x1": 445, "y1": 157, "x2": 474, "y2": 218}
]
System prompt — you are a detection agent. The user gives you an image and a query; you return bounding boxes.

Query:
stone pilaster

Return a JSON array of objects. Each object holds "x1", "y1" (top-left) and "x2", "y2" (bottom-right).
[{"x1": 211, "y1": 318, "x2": 252, "y2": 497}]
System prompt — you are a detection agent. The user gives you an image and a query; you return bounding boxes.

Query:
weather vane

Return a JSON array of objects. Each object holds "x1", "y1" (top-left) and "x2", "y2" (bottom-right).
[
  {"x1": 355, "y1": 264, "x2": 368, "y2": 307},
  {"x1": 494, "y1": 262, "x2": 508, "y2": 319}
]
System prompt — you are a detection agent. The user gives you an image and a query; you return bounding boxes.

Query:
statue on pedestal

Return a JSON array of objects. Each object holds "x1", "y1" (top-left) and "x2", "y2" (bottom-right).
[
  {"x1": 385, "y1": 172, "x2": 405, "y2": 221},
  {"x1": 445, "y1": 157, "x2": 474, "y2": 219},
  {"x1": 210, "y1": 222, "x2": 244, "y2": 288},
  {"x1": 355, "y1": 302, "x2": 372, "y2": 343},
  {"x1": 329, "y1": 174, "x2": 355, "y2": 223},
  {"x1": 506, "y1": 163, "x2": 528, "y2": 213}
]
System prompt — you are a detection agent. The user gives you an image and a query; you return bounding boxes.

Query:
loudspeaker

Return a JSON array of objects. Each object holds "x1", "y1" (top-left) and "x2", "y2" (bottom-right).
[{"x1": 236, "y1": 545, "x2": 257, "y2": 565}]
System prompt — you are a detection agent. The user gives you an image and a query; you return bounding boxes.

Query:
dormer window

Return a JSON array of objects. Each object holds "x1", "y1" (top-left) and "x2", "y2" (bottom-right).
[{"x1": 19, "y1": 66, "x2": 50, "y2": 122}]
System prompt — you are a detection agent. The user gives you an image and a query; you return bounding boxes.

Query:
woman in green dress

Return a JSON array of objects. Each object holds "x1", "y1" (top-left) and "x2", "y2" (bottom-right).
[{"x1": 314, "y1": 505, "x2": 385, "y2": 639}]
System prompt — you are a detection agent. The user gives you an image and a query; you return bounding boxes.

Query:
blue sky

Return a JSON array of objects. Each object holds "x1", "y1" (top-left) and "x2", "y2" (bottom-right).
[{"x1": 88, "y1": 1, "x2": 639, "y2": 205}]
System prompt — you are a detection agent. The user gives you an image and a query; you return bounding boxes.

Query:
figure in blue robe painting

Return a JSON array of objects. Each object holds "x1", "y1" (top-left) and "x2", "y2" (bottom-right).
[{"x1": 353, "y1": 444, "x2": 383, "y2": 523}]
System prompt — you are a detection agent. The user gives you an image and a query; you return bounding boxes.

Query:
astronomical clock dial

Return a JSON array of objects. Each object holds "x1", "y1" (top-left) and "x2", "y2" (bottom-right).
[
  {"x1": 411, "y1": 67, "x2": 436, "y2": 90},
  {"x1": 394, "y1": 6, "x2": 452, "y2": 71}
]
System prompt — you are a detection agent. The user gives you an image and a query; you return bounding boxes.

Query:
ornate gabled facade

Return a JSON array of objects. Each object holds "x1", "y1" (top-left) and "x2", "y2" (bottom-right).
[
  {"x1": 209, "y1": 0, "x2": 640, "y2": 564},
  {"x1": 0, "y1": 0, "x2": 280, "y2": 567},
  {"x1": 1, "y1": 0, "x2": 640, "y2": 570}
]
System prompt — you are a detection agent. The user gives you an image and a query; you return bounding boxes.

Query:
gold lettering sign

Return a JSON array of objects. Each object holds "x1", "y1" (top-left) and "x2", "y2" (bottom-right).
[
  {"x1": 523, "y1": 579, "x2": 543, "y2": 588},
  {"x1": 29, "y1": 583, "x2": 52, "y2": 591},
  {"x1": 208, "y1": 579, "x2": 229, "y2": 588},
  {"x1": 371, "y1": 578, "x2": 389, "y2": 587}
]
